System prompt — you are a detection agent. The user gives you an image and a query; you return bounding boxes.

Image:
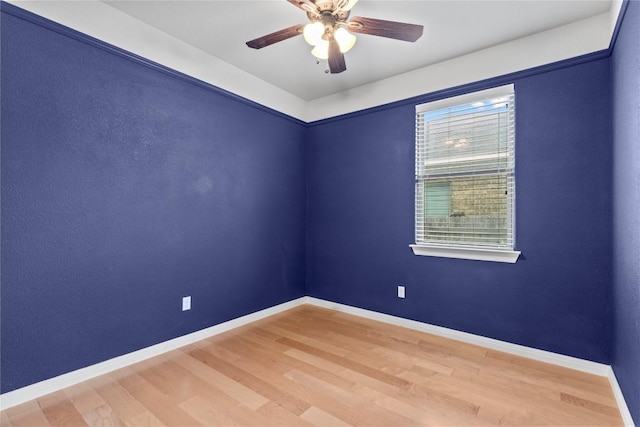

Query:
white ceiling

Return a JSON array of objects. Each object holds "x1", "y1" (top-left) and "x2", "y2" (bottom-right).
[
  {"x1": 8, "y1": 0, "x2": 618, "y2": 121},
  {"x1": 102, "y1": 0, "x2": 612, "y2": 101}
]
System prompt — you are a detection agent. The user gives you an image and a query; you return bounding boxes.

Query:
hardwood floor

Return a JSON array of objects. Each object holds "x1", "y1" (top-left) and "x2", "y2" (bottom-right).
[{"x1": 1, "y1": 305, "x2": 624, "y2": 426}]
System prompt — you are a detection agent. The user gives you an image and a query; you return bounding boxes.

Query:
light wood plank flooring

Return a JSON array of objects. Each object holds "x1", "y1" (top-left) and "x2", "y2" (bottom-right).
[{"x1": 1, "y1": 305, "x2": 624, "y2": 426}]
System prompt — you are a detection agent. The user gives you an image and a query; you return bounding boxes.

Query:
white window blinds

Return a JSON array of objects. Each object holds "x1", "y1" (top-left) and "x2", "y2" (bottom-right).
[{"x1": 415, "y1": 85, "x2": 515, "y2": 250}]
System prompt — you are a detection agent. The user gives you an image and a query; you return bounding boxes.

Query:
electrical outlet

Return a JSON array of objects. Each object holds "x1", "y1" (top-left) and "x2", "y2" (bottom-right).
[
  {"x1": 182, "y1": 296, "x2": 191, "y2": 311},
  {"x1": 397, "y1": 286, "x2": 405, "y2": 299}
]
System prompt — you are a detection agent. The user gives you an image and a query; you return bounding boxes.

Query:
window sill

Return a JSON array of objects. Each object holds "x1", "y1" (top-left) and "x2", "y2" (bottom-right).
[{"x1": 410, "y1": 244, "x2": 521, "y2": 263}]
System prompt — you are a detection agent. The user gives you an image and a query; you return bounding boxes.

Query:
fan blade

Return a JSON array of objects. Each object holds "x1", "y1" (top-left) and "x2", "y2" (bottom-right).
[
  {"x1": 348, "y1": 17, "x2": 423, "y2": 42},
  {"x1": 246, "y1": 24, "x2": 304, "y2": 49},
  {"x1": 328, "y1": 37, "x2": 346, "y2": 74}
]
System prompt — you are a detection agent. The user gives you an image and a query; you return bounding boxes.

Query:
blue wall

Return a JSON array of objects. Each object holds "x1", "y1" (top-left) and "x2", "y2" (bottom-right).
[
  {"x1": 612, "y1": 1, "x2": 640, "y2": 423},
  {"x1": 1, "y1": 9, "x2": 306, "y2": 393},
  {"x1": 306, "y1": 58, "x2": 613, "y2": 364}
]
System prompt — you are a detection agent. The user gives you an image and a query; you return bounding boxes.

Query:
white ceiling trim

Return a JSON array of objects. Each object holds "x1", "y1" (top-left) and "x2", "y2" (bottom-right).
[
  {"x1": 306, "y1": 11, "x2": 613, "y2": 122},
  {"x1": 7, "y1": 1, "x2": 622, "y2": 123}
]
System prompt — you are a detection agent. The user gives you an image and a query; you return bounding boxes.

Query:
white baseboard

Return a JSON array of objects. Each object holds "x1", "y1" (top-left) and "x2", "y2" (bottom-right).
[
  {"x1": 0, "y1": 297, "x2": 307, "y2": 410},
  {"x1": 304, "y1": 297, "x2": 610, "y2": 376},
  {"x1": 607, "y1": 366, "x2": 637, "y2": 426},
  {"x1": 2, "y1": 295, "x2": 634, "y2": 426}
]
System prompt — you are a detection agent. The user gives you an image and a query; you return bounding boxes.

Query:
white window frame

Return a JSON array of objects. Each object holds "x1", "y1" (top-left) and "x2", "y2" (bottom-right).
[{"x1": 410, "y1": 84, "x2": 520, "y2": 263}]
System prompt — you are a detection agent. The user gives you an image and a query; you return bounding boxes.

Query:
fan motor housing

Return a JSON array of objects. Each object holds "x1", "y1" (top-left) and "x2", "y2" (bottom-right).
[
  {"x1": 307, "y1": 0, "x2": 350, "y2": 21},
  {"x1": 314, "y1": 0, "x2": 334, "y2": 12}
]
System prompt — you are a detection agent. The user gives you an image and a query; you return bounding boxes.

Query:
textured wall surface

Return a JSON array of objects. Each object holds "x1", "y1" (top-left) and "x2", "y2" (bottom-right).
[
  {"x1": 306, "y1": 58, "x2": 613, "y2": 364},
  {"x1": 612, "y1": 1, "x2": 640, "y2": 423},
  {"x1": 1, "y1": 10, "x2": 306, "y2": 393}
]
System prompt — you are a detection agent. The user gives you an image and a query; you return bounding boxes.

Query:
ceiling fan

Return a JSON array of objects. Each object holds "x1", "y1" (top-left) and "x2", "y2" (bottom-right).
[{"x1": 246, "y1": 0, "x2": 424, "y2": 74}]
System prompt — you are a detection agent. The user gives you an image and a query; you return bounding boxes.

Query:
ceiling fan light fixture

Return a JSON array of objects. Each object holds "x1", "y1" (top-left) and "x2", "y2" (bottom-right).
[
  {"x1": 334, "y1": 27, "x2": 356, "y2": 53},
  {"x1": 311, "y1": 39, "x2": 330, "y2": 59},
  {"x1": 303, "y1": 22, "x2": 324, "y2": 46},
  {"x1": 246, "y1": 0, "x2": 424, "y2": 74}
]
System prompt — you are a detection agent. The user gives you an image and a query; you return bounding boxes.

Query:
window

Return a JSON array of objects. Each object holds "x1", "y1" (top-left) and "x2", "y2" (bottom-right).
[{"x1": 410, "y1": 85, "x2": 520, "y2": 263}]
